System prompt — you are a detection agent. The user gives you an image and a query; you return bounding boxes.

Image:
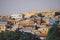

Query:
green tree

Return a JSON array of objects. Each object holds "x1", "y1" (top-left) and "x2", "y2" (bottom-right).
[
  {"x1": 45, "y1": 23, "x2": 60, "y2": 40},
  {"x1": 0, "y1": 30, "x2": 41, "y2": 40},
  {"x1": 37, "y1": 13, "x2": 44, "y2": 25},
  {"x1": 22, "y1": 14, "x2": 25, "y2": 20}
]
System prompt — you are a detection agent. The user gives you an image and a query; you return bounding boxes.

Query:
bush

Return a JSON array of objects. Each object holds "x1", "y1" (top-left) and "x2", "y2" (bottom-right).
[
  {"x1": 46, "y1": 23, "x2": 60, "y2": 40},
  {"x1": 0, "y1": 30, "x2": 41, "y2": 40}
]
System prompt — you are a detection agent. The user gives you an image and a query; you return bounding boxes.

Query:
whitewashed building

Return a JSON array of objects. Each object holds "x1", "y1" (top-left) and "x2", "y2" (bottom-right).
[{"x1": 11, "y1": 14, "x2": 22, "y2": 21}]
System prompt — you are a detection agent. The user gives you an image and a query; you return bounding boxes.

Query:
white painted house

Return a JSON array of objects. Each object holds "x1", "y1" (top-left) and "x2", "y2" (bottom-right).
[{"x1": 11, "y1": 14, "x2": 22, "y2": 21}]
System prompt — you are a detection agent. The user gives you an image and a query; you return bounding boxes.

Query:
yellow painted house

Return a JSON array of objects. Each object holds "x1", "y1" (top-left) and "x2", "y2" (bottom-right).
[
  {"x1": 19, "y1": 20, "x2": 34, "y2": 25},
  {"x1": 38, "y1": 28, "x2": 49, "y2": 34}
]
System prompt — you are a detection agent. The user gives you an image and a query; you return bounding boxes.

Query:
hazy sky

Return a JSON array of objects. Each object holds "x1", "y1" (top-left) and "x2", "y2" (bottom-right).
[{"x1": 0, "y1": 0, "x2": 60, "y2": 15}]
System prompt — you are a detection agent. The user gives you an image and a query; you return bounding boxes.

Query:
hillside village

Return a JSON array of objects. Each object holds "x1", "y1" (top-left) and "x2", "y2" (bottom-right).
[{"x1": 0, "y1": 10, "x2": 60, "y2": 39}]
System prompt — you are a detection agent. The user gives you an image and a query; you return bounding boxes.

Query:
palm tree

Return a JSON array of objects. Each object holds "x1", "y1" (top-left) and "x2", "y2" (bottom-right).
[
  {"x1": 37, "y1": 13, "x2": 44, "y2": 25},
  {"x1": 22, "y1": 14, "x2": 25, "y2": 20}
]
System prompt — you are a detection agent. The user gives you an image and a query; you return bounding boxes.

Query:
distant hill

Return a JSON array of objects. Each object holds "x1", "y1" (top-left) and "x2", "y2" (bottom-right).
[{"x1": 23, "y1": 10, "x2": 60, "y2": 17}]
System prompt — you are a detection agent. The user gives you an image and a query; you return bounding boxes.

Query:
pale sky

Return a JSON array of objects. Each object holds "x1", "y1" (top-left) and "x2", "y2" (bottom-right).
[{"x1": 0, "y1": 0, "x2": 60, "y2": 15}]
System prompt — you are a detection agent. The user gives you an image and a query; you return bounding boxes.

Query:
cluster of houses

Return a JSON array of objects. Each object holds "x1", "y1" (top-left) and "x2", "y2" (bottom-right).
[{"x1": 0, "y1": 10, "x2": 60, "y2": 39}]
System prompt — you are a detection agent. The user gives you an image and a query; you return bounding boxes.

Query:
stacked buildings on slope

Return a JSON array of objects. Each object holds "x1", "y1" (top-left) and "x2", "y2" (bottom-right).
[{"x1": 0, "y1": 10, "x2": 60, "y2": 38}]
